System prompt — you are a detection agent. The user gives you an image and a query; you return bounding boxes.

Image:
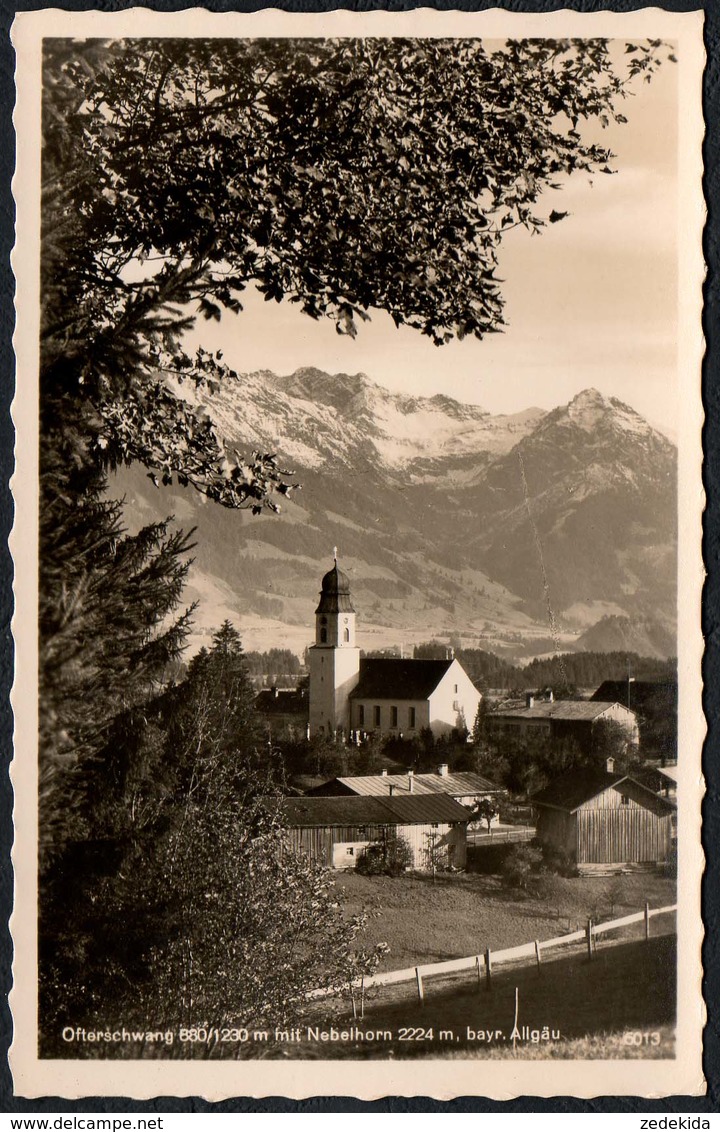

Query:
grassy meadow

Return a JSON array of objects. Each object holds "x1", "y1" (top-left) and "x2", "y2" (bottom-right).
[
  {"x1": 335, "y1": 869, "x2": 676, "y2": 973},
  {"x1": 277, "y1": 933, "x2": 676, "y2": 1060}
]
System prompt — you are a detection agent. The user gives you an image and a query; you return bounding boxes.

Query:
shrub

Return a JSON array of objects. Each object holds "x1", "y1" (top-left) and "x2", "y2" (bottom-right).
[
  {"x1": 356, "y1": 836, "x2": 413, "y2": 877},
  {"x1": 539, "y1": 843, "x2": 578, "y2": 878},
  {"x1": 501, "y1": 844, "x2": 544, "y2": 893}
]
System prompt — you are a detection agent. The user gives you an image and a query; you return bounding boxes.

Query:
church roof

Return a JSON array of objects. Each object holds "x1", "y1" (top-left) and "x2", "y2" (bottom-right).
[
  {"x1": 348, "y1": 658, "x2": 454, "y2": 701},
  {"x1": 316, "y1": 561, "x2": 355, "y2": 615}
]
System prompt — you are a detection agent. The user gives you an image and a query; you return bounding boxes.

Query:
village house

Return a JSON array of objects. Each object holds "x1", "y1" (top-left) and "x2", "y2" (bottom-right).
[
  {"x1": 486, "y1": 692, "x2": 639, "y2": 752},
  {"x1": 278, "y1": 793, "x2": 470, "y2": 870},
  {"x1": 308, "y1": 558, "x2": 481, "y2": 739},
  {"x1": 591, "y1": 679, "x2": 677, "y2": 764},
  {"x1": 532, "y1": 767, "x2": 675, "y2": 873},
  {"x1": 306, "y1": 765, "x2": 502, "y2": 825},
  {"x1": 255, "y1": 685, "x2": 309, "y2": 741}
]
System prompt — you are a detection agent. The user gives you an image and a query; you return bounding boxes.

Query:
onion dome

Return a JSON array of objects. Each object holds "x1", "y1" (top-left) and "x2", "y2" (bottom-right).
[{"x1": 316, "y1": 561, "x2": 355, "y2": 615}]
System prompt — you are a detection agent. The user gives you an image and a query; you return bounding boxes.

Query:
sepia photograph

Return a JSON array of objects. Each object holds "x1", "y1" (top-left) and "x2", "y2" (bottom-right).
[{"x1": 9, "y1": 6, "x2": 705, "y2": 1100}]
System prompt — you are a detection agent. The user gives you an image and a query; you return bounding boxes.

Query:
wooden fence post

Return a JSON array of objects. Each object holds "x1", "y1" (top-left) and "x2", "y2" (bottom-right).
[
  {"x1": 645, "y1": 901, "x2": 651, "y2": 940},
  {"x1": 415, "y1": 966, "x2": 424, "y2": 1005},
  {"x1": 485, "y1": 947, "x2": 492, "y2": 990},
  {"x1": 476, "y1": 955, "x2": 482, "y2": 992},
  {"x1": 586, "y1": 918, "x2": 594, "y2": 960},
  {"x1": 535, "y1": 939, "x2": 542, "y2": 972}
]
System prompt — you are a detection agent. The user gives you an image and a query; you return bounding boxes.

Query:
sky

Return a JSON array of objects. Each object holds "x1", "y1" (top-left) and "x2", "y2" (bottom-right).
[{"x1": 186, "y1": 45, "x2": 679, "y2": 435}]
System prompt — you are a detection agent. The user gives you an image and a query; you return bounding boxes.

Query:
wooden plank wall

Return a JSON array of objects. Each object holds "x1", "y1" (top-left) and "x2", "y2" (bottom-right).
[
  {"x1": 576, "y1": 808, "x2": 671, "y2": 864},
  {"x1": 536, "y1": 808, "x2": 575, "y2": 856},
  {"x1": 285, "y1": 823, "x2": 392, "y2": 866}
]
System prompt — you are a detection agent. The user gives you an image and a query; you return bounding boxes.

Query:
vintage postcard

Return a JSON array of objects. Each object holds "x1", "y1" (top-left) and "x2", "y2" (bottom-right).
[{"x1": 10, "y1": 5, "x2": 706, "y2": 1100}]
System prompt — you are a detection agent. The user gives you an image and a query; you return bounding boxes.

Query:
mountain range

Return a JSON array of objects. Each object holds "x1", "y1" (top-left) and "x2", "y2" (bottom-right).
[{"x1": 112, "y1": 368, "x2": 677, "y2": 662}]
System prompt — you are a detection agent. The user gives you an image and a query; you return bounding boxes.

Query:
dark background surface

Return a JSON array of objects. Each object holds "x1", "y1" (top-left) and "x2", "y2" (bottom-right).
[{"x1": 0, "y1": 0, "x2": 716, "y2": 1114}]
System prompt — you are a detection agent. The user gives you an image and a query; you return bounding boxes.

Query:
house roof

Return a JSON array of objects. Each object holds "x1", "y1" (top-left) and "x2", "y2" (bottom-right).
[
  {"x1": 532, "y1": 769, "x2": 675, "y2": 814},
  {"x1": 591, "y1": 681, "x2": 677, "y2": 711},
  {"x1": 278, "y1": 793, "x2": 471, "y2": 828},
  {"x1": 632, "y1": 765, "x2": 678, "y2": 791},
  {"x1": 310, "y1": 771, "x2": 500, "y2": 798},
  {"x1": 490, "y1": 700, "x2": 634, "y2": 722},
  {"x1": 255, "y1": 689, "x2": 309, "y2": 717},
  {"x1": 349, "y1": 658, "x2": 454, "y2": 701}
]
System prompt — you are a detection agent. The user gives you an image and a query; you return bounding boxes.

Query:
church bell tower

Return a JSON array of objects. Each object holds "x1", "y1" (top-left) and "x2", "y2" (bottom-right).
[{"x1": 308, "y1": 553, "x2": 361, "y2": 737}]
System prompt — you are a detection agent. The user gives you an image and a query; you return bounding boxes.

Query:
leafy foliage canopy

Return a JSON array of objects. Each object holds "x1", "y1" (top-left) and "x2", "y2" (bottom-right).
[{"x1": 42, "y1": 36, "x2": 669, "y2": 511}]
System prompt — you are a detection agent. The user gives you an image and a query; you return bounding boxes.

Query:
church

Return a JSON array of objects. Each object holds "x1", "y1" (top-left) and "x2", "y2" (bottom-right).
[{"x1": 308, "y1": 558, "x2": 481, "y2": 740}]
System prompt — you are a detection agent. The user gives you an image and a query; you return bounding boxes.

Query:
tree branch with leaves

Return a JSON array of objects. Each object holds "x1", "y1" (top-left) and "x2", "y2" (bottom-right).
[{"x1": 41, "y1": 35, "x2": 673, "y2": 513}]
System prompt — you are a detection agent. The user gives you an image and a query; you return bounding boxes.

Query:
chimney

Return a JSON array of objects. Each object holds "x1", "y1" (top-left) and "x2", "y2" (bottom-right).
[
  {"x1": 547, "y1": 689, "x2": 554, "y2": 703},
  {"x1": 437, "y1": 763, "x2": 449, "y2": 777},
  {"x1": 526, "y1": 693, "x2": 534, "y2": 709},
  {"x1": 389, "y1": 783, "x2": 395, "y2": 796},
  {"x1": 408, "y1": 770, "x2": 414, "y2": 793},
  {"x1": 381, "y1": 769, "x2": 388, "y2": 777},
  {"x1": 606, "y1": 756, "x2": 616, "y2": 774},
  {"x1": 271, "y1": 685, "x2": 279, "y2": 699}
]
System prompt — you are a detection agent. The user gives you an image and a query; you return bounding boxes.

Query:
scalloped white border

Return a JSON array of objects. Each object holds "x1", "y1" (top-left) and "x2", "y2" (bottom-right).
[{"x1": 9, "y1": 6, "x2": 707, "y2": 1101}]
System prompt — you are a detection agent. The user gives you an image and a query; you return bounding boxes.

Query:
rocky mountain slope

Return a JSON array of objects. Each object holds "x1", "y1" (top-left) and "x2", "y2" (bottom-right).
[{"x1": 112, "y1": 371, "x2": 677, "y2": 659}]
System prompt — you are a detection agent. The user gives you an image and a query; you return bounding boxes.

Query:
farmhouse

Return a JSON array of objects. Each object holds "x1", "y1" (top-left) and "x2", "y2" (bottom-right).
[
  {"x1": 308, "y1": 558, "x2": 480, "y2": 739},
  {"x1": 486, "y1": 693, "x2": 639, "y2": 752},
  {"x1": 306, "y1": 766, "x2": 502, "y2": 825},
  {"x1": 532, "y1": 768, "x2": 675, "y2": 872},
  {"x1": 255, "y1": 686, "x2": 309, "y2": 740},
  {"x1": 278, "y1": 793, "x2": 470, "y2": 870},
  {"x1": 591, "y1": 679, "x2": 677, "y2": 764}
]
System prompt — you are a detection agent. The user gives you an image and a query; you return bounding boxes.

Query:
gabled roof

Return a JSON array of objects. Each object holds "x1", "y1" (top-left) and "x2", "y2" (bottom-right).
[
  {"x1": 348, "y1": 658, "x2": 454, "y2": 701},
  {"x1": 532, "y1": 769, "x2": 675, "y2": 814},
  {"x1": 491, "y1": 700, "x2": 634, "y2": 722},
  {"x1": 255, "y1": 689, "x2": 309, "y2": 717},
  {"x1": 631, "y1": 765, "x2": 678, "y2": 790},
  {"x1": 591, "y1": 681, "x2": 677, "y2": 710},
  {"x1": 310, "y1": 771, "x2": 500, "y2": 798},
  {"x1": 278, "y1": 793, "x2": 471, "y2": 828}
]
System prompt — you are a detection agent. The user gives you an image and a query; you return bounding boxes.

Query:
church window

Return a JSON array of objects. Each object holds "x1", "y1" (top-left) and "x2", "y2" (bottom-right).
[
  {"x1": 374, "y1": 705, "x2": 381, "y2": 727},
  {"x1": 320, "y1": 627, "x2": 327, "y2": 643},
  {"x1": 454, "y1": 684, "x2": 459, "y2": 694},
  {"x1": 391, "y1": 706, "x2": 398, "y2": 728},
  {"x1": 358, "y1": 705, "x2": 365, "y2": 727},
  {"x1": 409, "y1": 707, "x2": 416, "y2": 729},
  {"x1": 344, "y1": 627, "x2": 350, "y2": 642}
]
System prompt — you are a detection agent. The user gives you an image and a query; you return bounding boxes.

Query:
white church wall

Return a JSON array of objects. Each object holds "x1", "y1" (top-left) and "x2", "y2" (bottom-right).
[
  {"x1": 427, "y1": 660, "x2": 481, "y2": 738},
  {"x1": 351, "y1": 697, "x2": 430, "y2": 736}
]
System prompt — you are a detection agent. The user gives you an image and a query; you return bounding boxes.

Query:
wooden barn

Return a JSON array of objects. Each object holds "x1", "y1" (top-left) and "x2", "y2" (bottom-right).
[
  {"x1": 278, "y1": 794, "x2": 470, "y2": 871},
  {"x1": 532, "y1": 769, "x2": 675, "y2": 873}
]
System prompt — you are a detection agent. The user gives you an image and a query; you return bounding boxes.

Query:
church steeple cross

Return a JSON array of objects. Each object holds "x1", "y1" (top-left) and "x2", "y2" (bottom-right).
[{"x1": 333, "y1": 545, "x2": 338, "y2": 563}]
